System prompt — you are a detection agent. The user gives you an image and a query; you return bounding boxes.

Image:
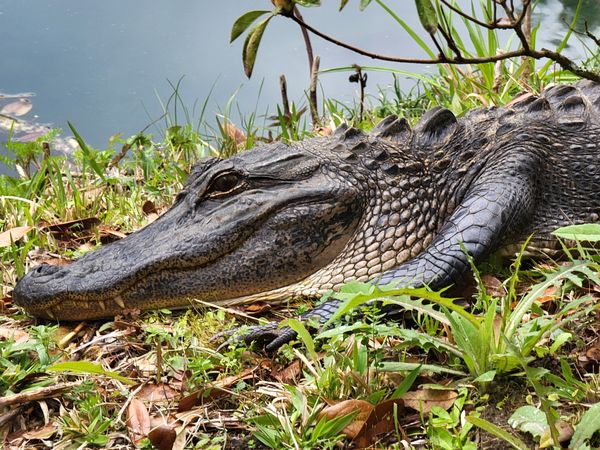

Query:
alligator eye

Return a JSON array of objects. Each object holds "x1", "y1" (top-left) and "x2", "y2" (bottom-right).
[{"x1": 207, "y1": 172, "x2": 243, "y2": 197}]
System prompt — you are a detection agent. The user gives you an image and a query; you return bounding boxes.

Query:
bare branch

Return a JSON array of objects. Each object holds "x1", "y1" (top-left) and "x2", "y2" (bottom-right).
[
  {"x1": 285, "y1": 4, "x2": 600, "y2": 83},
  {"x1": 440, "y1": 0, "x2": 498, "y2": 30}
]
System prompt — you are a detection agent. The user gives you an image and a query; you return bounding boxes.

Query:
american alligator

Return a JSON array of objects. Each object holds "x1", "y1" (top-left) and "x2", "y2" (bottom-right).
[{"x1": 13, "y1": 80, "x2": 600, "y2": 350}]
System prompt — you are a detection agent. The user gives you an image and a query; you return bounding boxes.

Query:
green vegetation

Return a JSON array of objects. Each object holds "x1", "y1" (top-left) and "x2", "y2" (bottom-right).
[{"x1": 1, "y1": 0, "x2": 600, "y2": 449}]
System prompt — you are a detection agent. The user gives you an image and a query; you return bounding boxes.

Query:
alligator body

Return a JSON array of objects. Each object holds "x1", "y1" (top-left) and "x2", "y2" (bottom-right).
[{"x1": 13, "y1": 81, "x2": 600, "y2": 348}]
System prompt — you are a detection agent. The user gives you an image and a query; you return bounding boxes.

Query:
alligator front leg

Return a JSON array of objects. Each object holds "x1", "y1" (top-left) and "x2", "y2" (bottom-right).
[
  {"x1": 227, "y1": 151, "x2": 540, "y2": 352},
  {"x1": 378, "y1": 151, "x2": 539, "y2": 290}
]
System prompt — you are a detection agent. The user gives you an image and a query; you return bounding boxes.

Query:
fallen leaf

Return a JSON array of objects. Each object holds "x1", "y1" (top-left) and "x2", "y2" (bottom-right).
[
  {"x1": 536, "y1": 286, "x2": 560, "y2": 305},
  {"x1": 243, "y1": 302, "x2": 272, "y2": 314},
  {"x1": 481, "y1": 274, "x2": 505, "y2": 298},
  {"x1": 354, "y1": 398, "x2": 405, "y2": 448},
  {"x1": 148, "y1": 424, "x2": 177, "y2": 450},
  {"x1": 539, "y1": 420, "x2": 573, "y2": 448},
  {"x1": 319, "y1": 399, "x2": 373, "y2": 439},
  {"x1": 0, "y1": 326, "x2": 30, "y2": 344},
  {"x1": 22, "y1": 423, "x2": 57, "y2": 440},
  {"x1": 0, "y1": 226, "x2": 32, "y2": 247},
  {"x1": 44, "y1": 217, "x2": 100, "y2": 238},
  {"x1": 137, "y1": 383, "x2": 179, "y2": 403},
  {"x1": 178, "y1": 367, "x2": 257, "y2": 412},
  {"x1": 127, "y1": 398, "x2": 151, "y2": 445},
  {"x1": 224, "y1": 123, "x2": 247, "y2": 146},
  {"x1": 1, "y1": 98, "x2": 33, "y2": 116},
  {"x1": 272, "y1": 359, "x2": 303, "y2": 383},
  {"x1": 402, "y1": 388, "x2": 457, "y2": 413},
  {"x1": 142, "y1": 201, "x2": 157, "y2": 216}
]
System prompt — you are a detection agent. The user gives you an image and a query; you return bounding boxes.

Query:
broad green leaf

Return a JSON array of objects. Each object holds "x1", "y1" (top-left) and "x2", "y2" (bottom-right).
[
  {"x1": 570, "y1": 402, "x2": 600, "y2": 449},
  {"x1": 287, "y1": 318, "x2": 317, "y2": 360},
  {"x1": 508, "y1": 405, "x2": 547, "y2": 438},
  {"x1": 47, "y1": 361, "x2": 135, "y2": 385},
  {"x1": 552, "y1": 223, "x2": 600, "y2": 242},
  {"x1": 380, "y1": 361, "x2": 466, "y2": 377},
  {"x1": 473, "y1": 370, "x2": 496, "y2": 383},
  {"x1": 467, "y1": 415, "x2": 530, "y2": 450},
  {"x1": 230, "y1": 10, "x2": 271, "y2": 43},
  {"x1": 415, "y1": 0, "x2": 438, "y2": 35},
  {"x1": 242, "y1": 16, "x2": 273, "y2": 78}
]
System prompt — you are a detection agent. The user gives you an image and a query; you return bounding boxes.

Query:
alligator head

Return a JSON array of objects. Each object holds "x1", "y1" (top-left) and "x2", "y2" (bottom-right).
[{"x1": 15, "y1": 126, "x2": 416, "y2": 320}]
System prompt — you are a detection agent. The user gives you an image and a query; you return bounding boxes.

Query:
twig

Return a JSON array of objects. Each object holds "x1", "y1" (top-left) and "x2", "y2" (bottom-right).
[
  {"x1": 309, "y1": 56, "x2": 320, "y2": 127},
  {"x1": 285, "y1": 5, "x2": 600, "y2": 82},
  {"x1": 0, "y1": 405, "x2": 26, "y2": 427},
  {"x1": 279, "y1": 74, "x2": 291, "y2": 119},
  {"x1": 0, "y1": 381, "x2": 82, "y2": 408},
  {"x1": 293, "y1": 7, "x2": 314, "y2": 73}
]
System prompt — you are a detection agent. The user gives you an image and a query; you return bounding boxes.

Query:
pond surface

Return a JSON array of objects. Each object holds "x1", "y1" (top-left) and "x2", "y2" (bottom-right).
[{"x1": 0, "y1": 0, "x2": 598, "y2": 174}]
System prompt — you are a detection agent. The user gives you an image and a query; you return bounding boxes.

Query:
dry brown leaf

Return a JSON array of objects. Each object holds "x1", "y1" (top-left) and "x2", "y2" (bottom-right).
[
  {"x1": 272, "y1": 359, "x2": 303, "y2": 383},
  {"x1": 98, "y1": 226, "x2": 127, "y2": 240},
  {"x1": 148, "y1": 424, "x2": 177, "y2": 450},
  {"x1": 224, "y1": 123, "x2": 247, "y2": 146},
  {"x1": 22, "y1": 423, "x2": 57, "y2": 440},
  {"x1": 319, "y1": 399, "x2": 373, "y2": 439},
  {"x1": 0, "y1": 226, "x2": 32, "y2": 247},
  {"x1": 142, "y1": 200, "x2": 157, "y2": 216},
  {"x1": 402, "y1": 388, "x2": 457, "y2": 413},
  {"x1": 536, "y1": 286, "x2": 560, "y2": 305},
  {"x1": 243, "y1": 302, "x2": 272, "y2": 314},
  {"x1": 137, "y1": 383, "x2": 179, "y2": 403},
  {"x1": 127, "y1": 398, "x2": 151, "y2": 445},
  {"x1": 354, "y1": 398, "x2": 405, "y2": 448},
  {"x1": 178, "y1": 366, "x2": 257, "y2": 412},
  {"x1": 481, "y1": 274, "x2": 505, "y2": 298},
  {"x1": 0, "y1": 326, "x2": 30, "y2": 344},
  {"x1": 45, "y1": 217, "x2": 100, "y2": 236}
]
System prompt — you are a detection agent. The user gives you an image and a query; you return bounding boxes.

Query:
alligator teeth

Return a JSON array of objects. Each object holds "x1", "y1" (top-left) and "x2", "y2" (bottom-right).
[
  {"x1": 98, "y1": 301, "x2": 106, "y2": 311},
  {"x1": 46, "y1": 309, "x2": 56, "y2": 320},
  {"x1": 114, "y1": 296, "x2": 125, "y2": 309}
]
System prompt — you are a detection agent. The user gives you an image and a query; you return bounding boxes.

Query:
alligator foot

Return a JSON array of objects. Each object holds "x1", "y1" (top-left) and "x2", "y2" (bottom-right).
[{"x1": 216, "y1": 299, "x2": 344, "y2": 352}]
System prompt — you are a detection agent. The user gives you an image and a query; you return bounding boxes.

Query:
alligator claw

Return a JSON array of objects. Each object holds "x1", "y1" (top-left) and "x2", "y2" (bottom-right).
[
  {"x1": 214, "y1": 321, "x2": 298, "y2": 352},
  {"x1": 214, "y1": 299, "x2": 345, "y2": 352}
]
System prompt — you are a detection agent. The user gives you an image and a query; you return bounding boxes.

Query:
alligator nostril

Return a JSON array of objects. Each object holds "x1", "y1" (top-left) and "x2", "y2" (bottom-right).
[{"x1": 32, "y1": 263, "x2": 61, "y2": 276}]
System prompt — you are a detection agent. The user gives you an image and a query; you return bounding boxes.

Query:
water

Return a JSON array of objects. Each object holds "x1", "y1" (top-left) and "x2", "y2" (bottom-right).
[{"x1": 0, "y1": 0, "x2": 598, "y2": 174}]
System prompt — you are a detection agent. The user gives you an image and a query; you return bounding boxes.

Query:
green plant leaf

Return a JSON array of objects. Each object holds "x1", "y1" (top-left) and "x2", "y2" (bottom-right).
[
  {"x1": 390, "y1": 364, "x2": 421, "y2": 399},
  {"x1": 508, "y1": 405, "x2": 548, "y2": 438},
  {"x1": 68, "y1": 122, "x2": 106, "y2": 182},
  {"x1": 242, "y1": 16, "x2": 273, "y2": 78},
  {"x1": 47, "y1": 361, "x2": 135, "y2": 385},
  {"x1": 287, "y1": 318, "x2": 317, "y2": 360},
  {"x1": 570, "y1": 402, "x2": 600, "y2": 449},
  {"x1": 473, "y1": 370, "x2": 496, "y2": 383},
  {"x1": 466, "y1": 415, "x2": 530, "y2": 450},
  {"x1": 359, "y1": 0, "x2": 373, "y2": 10},
  {"x1": 339, "y1": 0, "x2": 349, "y2": 11},
  {"x1": 230, "y1": 10, "x2": 271, "y2": 43},
  {"x1": 552, "y1": 224, "x2": 600, "y2": 242},
  {"x1": 295, "y1": 0, "x2": 321, "y2": 6},
  {"x1": 415, "y1": 0, "x2": 438, "y2": 35}
]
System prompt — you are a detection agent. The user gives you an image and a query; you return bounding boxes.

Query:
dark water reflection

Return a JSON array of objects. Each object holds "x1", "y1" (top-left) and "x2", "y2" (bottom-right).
[{"x1": 0, "y1": 0, "x2": 598, "y2": 174}]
